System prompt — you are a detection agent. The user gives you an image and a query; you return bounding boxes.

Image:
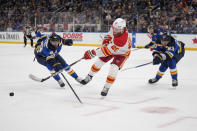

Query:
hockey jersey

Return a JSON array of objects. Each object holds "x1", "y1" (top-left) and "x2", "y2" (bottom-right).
[
  {"x1": 147, "y1": 29, "x2": 164, "y2": 51},
  {"x1": 96, "y1": 27, "x2": 132, "y2": 57},
  {"x1": 149, "y1": 29, "x2": 163, "y2": 44},
  {"x1": 35, "y1": 29, "x2": 45, "y2": 38},
  {"x1": 153, "y1": 39, "x2": 185, "y2": 61},
  {"x1": 35, "y1": 35, "x2": 63, "y2": 60},
  {"x1": 24, "y1": 26, "x2": 32, "y2": 35}
]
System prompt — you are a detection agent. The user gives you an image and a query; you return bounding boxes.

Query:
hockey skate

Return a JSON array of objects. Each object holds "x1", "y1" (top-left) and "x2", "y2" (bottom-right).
[
  {"x1": 148, "y1": 78, "x2": 159, "y2": 84},
  {"x1": 80, "y1": 74, "x2": 93, "y2": 85},
  {"x1": 172, "y1": 79, "x2": 178, "y2": 87},
  {"x1": 58, "y1": 79, "x2": 65, "y2": 87},
  {"x1": 101, "y1": 87, "x2": 110, "y2": 96}
]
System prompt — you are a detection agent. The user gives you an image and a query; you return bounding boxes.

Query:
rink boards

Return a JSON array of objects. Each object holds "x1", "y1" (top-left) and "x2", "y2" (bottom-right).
[{"x1": 0, "y1": 32, "x2": 197, "y2": 50}]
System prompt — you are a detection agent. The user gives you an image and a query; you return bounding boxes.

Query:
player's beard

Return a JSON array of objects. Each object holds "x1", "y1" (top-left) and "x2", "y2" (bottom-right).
[
  {"x1": 113, "y1": 29, "x2": 125, "y2": 37},
  {"x1": 51, "y1": 42, "x2": 59, "y2": 49},
  {"x1": 113, "y1": 32, "x2": 122, "y2": 37}
]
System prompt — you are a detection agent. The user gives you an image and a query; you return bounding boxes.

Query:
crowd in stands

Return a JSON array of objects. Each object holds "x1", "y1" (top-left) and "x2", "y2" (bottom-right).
[{"x1": 0, "y1": 0, "x2": 197, "y2": 33}]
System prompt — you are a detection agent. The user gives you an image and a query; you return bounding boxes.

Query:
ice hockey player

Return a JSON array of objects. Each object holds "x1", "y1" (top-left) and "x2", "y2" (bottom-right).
[
  {"x1": 80, "y1": 18, "x2": 132, "y2": 96},
  {"x1": 23, "y1": 23, "x2": 34, "y2": 47},
  {"x1": 35, "y1": 26, "x2": 45, "y2": 38},
  {"x1": 148, "y1": 34, "x2": 185, "y2": 88},
  {"x1": 34, "y1": 33, "x2": 82, "y2": 87},
  {"x1": 144, "y1": 25, "x2": 163, "y2": 49}
]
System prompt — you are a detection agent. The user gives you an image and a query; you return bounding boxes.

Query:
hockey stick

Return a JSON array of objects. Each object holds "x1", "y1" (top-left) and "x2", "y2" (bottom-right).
[
  {"x1": 131, "y1": 46, "x2": 146, "y2": 51},
  {"x1": 131, "y1": 48, "x2": 141, "y2": 51},
  {"x1": 121, "y1": 61, "x2": 153, "y2": 72},
  {"x1": 29, "y1": 57, "x2": 84, "y2": 82},
  {"x1": 69, "y1": 57, "x2": 83, "y2": 67},
  {"x1": 61, "y1": 73, "x2": 83, "y2": 104}
]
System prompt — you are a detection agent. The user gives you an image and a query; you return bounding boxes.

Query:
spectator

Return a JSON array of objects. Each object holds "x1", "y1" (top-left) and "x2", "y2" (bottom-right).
[{"x1": 0, "y1": 0, "x2": 197, "y2": 33}]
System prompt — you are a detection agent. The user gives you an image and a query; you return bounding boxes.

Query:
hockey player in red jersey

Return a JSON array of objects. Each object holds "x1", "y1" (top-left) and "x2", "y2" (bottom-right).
[{"x1": 80, "y1": 18, "x2": 132, "y2": 96}]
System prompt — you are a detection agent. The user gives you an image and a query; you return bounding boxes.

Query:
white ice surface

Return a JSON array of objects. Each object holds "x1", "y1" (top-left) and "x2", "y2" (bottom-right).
[{"x1": 0, "y1": 44, "x2": 197, "y2": 131}]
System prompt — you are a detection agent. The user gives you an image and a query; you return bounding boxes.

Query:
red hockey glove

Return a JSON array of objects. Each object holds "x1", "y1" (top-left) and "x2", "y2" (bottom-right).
[
  {"x1": 84, "y1": 50, "x2": 96, "y2": 60},
  {"x1": 102, "y1": 35, "x2": 112, "y2": 46}
]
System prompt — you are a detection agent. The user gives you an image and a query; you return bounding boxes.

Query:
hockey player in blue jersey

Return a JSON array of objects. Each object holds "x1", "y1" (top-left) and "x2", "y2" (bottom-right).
[
  {"x1": 35, "y1": 27, "x2": 45, "y2": 38},
  {"x1": 148, "y1": 34, "x2": 185, "y2": 88},
  {"x1": 144, "y1": 25, "x2": 163, "y2": 49},
  {"x1": 34, "y1": 33, "x2": 82, "y2": 87}
]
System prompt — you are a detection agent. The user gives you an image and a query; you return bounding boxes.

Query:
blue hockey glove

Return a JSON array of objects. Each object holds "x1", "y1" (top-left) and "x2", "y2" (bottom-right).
[
  {"x1": 54, "y1": 63, "x2": 63, "y2": 72},
  {"x1": 65, "y1": 39, "x2": 73, "y2": 46},
  {"x1": 153, "y1": 56, "x2": 162, "y2": 65},
  {"x1": 152, "y1": 52, "x2": 163, "y2": 65},
  {"x1": 144, "y1": 42, "x2": 154, "y2": 49}
]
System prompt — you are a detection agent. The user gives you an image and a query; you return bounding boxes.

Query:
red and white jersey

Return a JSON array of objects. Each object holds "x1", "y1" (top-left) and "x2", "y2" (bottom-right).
[{"x1": 96, "y1": 27, "x2": 132, "y2": 57}]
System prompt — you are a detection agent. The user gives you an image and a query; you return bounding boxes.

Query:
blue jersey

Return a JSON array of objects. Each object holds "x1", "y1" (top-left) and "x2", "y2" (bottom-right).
[
  {"x1": 152, "y1": 36, "x2": 185, "y2": 81},
  {"x1": 35, "y1": 29, "x2": 45, "y2": 38},
  {"x1": 151, "y1": 29, "x2": 163, "y2": 44},
  {"x1": 34, "y1": 34, "x2": 78, "y2": 81},
  {"x1": 153, "y1": 39, "x2": 184, "y2": 61},
  {"x1": 35, "y1": 35, "x2": 63, "y2": 61}
]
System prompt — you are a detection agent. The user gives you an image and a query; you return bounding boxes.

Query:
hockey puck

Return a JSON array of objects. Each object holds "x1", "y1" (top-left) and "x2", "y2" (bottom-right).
[{"x1": 9, "y1": 92, "x2": 14, "y2": 96}]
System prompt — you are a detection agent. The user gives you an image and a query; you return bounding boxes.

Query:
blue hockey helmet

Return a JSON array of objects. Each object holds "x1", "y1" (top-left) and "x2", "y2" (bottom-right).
[
  {"x1": 49, "y1": 33, "x2": 60, "y2": 43},
  {"x1": 161, "y1": 34, "x2": 171, "y2": 43}
]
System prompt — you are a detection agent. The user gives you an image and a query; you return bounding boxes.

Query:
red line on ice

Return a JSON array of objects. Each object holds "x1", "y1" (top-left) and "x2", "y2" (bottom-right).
[
  {"x1": 158, "y1": 116, "x2": 197, "y2": 128},
  {"x1": 82, "y1": 106, "x2": 118, "y2": 116},
  {"x1": 84, "y1": 96, "x2": 160, "y2": 104}
]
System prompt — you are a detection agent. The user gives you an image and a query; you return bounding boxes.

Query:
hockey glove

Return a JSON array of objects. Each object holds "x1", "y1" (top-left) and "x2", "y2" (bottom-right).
[
  {"x1": 153, "y1": 56, "x2": 162, "y2": 65},
  {"x1": 65, "y1": 39, "x2": 73, "y2": 46},
  {"x1": 144, "y1": 42, "x2": 155, "y2": 49},
  {"x1": 53, "y1": 63, "x2": 63, "y2": 72},
  {"x1": 102, "y1": 35, "x2": 112, "y2": 46},
  {"x1": 84, "y1": 50, "x2": 96, "y2": 60},
  {"x1": 152, "y1": 52, "x2": 164, "y2": 65}
]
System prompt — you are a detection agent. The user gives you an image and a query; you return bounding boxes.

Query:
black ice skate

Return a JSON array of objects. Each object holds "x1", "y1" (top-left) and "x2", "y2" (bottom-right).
[
  {"x1": 172, "y1": 79, "x2": 178, "y2": 87},
  {"x1": 58, "y1": 79, "x2": 65, "y2": 87},
  {"x1": 148, "y1": 78, "x2": 159, "y2": 84},
  {"x1": 80, "y1": 74, "x2": 93, "y2": 85},
  {"x1": 101, "y1": 87, "x2": 110, "y2": 96}
]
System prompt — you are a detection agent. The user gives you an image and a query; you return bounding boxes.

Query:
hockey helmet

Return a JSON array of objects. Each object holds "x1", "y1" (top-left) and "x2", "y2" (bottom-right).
[
  {"x1": 112, "y1": 18, "x2": 126, "y2": 34},
  {"x1": 161, "y1": 34, "x2": 171, "y2": 43},
  {"x1": 49, "y1": 33, "x2": 60, "y2": 43}
]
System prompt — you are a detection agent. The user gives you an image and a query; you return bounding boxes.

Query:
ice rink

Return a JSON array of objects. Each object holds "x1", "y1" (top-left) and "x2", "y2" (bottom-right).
[{"x1": 0, "y1": 43, "x2": 197, "y2": 131}]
